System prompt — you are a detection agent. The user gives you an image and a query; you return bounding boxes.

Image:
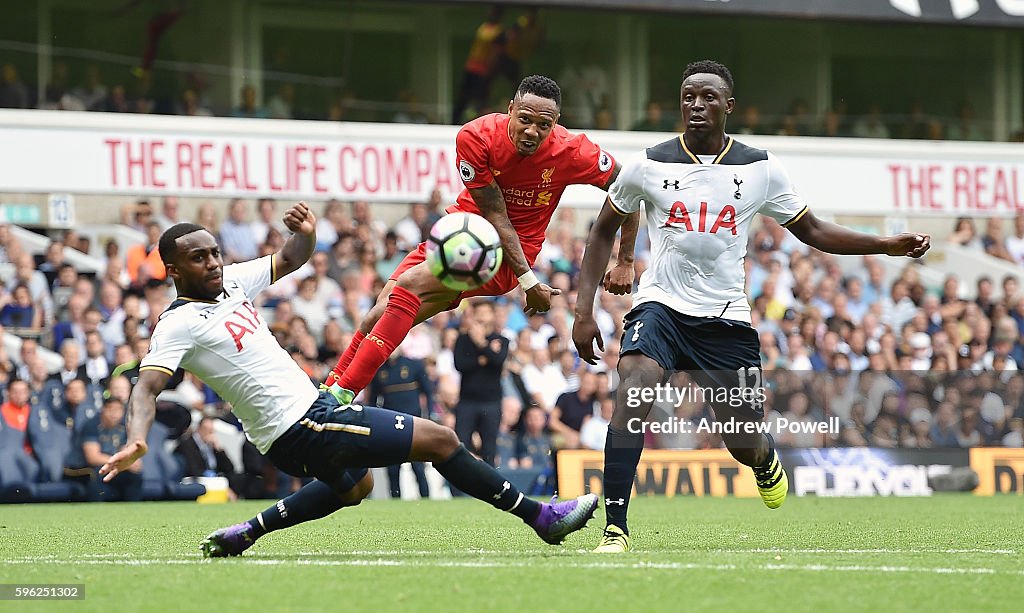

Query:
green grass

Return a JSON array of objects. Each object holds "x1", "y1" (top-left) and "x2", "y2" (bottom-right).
[{"x1": 0, "y1": 496, "x2": 1022, "y2": 612}]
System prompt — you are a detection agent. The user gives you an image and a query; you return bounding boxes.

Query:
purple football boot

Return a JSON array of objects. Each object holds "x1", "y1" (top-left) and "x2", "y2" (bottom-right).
[
  {"x1": 530, "y1": 494, "x2": 600, "y2": 545},
  {"x1": 201, "y1": 522, "x2": 257, "y2": 558}
]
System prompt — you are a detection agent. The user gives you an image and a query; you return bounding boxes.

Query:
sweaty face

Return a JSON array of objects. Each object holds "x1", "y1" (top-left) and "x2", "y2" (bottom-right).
[
  {"x1": 680, "y1": 74, "x2": 734, "y2": 135},
  {"x1": 507, "y1": 93, "x2": 559, "y2": 156},
  {"x1": 169, "y1": 230, "x2": 224, "y2": 298}
]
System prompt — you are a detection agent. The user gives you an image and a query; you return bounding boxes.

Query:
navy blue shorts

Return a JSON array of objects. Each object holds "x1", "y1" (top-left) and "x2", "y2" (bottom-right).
[
  {"x1": 267, "y1": 392, "x2": 417, "y2": 495},
  {"x1": 620, "y1": 302, "x2": 764, "y2": 418}
]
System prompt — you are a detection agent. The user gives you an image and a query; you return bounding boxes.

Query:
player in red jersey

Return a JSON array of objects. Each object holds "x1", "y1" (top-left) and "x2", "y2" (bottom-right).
[{"x1": 323, "y1": 75, "x2": 640, "y2": 405}]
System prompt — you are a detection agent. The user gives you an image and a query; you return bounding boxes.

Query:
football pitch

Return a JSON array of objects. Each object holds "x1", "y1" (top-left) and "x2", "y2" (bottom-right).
[{"x1": 0, "y1": 496, "x2": 1021, "y2": 612}]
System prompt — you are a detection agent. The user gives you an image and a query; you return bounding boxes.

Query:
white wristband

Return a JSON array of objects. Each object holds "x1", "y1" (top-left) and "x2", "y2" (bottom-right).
[{"x1": 518, "y1": 270, "x2": 540, "y2": 291}]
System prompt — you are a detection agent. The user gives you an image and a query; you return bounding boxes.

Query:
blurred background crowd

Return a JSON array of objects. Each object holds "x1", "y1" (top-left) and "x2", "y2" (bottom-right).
[
  {"x1": 2, "y1": 3, "x2": 1022, "y2": 141},
  {"x1": 2, "y1": 195, "x2": 1024, "y2": 501},
  {"x1": 3, "y1": 0, "x2": 1024, "y2": 501}
]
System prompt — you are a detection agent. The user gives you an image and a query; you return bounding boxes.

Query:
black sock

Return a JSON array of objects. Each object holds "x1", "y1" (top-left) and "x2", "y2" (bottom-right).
[
  {"x1": 434, "y1": 445, "x2": 541, "y2": 523},
  {"x1": 603, "y1": 426, "x2": 644, "y2": 535},
  {"x1": 247, "y1": 480, "x2": 348, "y2": 538},
  {"x1": 754, "y1": 433, "x2": 778, "y2": 473}
]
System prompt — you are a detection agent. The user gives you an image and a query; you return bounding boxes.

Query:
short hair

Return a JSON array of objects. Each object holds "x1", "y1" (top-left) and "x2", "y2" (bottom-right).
[
  {"x1": 516, "y1": 75, "x2": 561, "y2": 108},
  {"x1": 681, "y1": 60, "x2": 735, "y2": 95},
  {"x1": 158, "y1": 222, "x2": 206, "y2": 265}
]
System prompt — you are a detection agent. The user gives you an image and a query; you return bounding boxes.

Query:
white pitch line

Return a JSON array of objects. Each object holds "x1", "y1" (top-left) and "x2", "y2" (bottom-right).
[
  {"x1": 297, "y1": 548, "x2": 1018, "y2": 556},
  {"x1": 2, "y1": 557, "x2": 1023, "y2": 576}
]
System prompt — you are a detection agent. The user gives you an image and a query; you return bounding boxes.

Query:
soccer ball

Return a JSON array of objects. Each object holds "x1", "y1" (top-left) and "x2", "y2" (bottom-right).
[{"x1": 425, "y1": 212, "x2": 503, "y2": 291}]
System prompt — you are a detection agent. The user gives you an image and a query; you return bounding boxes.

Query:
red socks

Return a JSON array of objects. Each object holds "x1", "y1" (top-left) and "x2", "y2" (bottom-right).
[
  {"x1": 325, "y1": 330, "x2": 365, "y2": 387},
  {"x1": 336, "y1": 286, "x2": 421, "y2": 394}
]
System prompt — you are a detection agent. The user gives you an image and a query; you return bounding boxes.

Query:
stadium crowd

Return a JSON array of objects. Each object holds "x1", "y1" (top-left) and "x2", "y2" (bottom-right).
[
  {"x1": 2, "y1": 197, "x2": 1024, "y2": 501},
  {"x1": 1, "y1": 54, "x2": 1018, "y2": 142}
]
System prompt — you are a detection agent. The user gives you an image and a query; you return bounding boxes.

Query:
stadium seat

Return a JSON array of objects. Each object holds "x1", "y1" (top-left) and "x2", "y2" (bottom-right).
[
  {"x1": 142, "y1": 422, "x2": 206, "y2": 501},
  {"x1": 27, "y1": 406, "x2": 72, "y2": 483},
  {"x1": 0, "y1": 418, "x2": 40, "y2": 503},
  {"x1": 27, "y1": 481, "x2": 87, "y2": 502}
]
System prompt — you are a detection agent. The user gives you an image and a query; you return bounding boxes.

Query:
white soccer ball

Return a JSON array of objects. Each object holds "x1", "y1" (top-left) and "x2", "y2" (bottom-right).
[{"x1": 425, "y1": 213, "x2": 503, "y2": 291}]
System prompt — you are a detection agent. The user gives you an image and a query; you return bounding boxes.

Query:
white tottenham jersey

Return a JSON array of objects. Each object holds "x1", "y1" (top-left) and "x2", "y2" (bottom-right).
[
  {"x1": 609, "y1": 135, "x2": 808, "y2": 323},
  {"x1": 140, "y1": 255, "x2": 318, "y2": 452}
]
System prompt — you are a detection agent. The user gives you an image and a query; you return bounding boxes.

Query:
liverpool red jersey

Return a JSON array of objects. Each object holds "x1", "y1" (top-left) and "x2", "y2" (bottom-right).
[{"x1": 450, "y1": 113, "x2": 616, "y2": 251}]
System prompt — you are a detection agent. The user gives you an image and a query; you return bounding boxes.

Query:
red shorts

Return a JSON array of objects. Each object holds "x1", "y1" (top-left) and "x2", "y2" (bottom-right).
[{"x1": 390, "y1": 241, "x2": 540, "y2": 304}]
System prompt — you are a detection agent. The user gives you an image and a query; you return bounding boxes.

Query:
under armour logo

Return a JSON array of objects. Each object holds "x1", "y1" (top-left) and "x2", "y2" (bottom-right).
[
  {"x1": 493, "y1": 481, "x2": 511, "y2": 500},
  {"x1": 733, "y1": 175, "x2": 743, "y2": 200},
  {"x1": 606, "y1": 498, "x2": 625, "y2": 506},
  {"x1": 631, "y1": 321, "x2": 644, "y2": 342},
  {"x1": 662, "y1": 179, "x2": 680, "y2": 190},
  {"x1": 394, "y1": 415, "x2": 406, "y2": 430}
]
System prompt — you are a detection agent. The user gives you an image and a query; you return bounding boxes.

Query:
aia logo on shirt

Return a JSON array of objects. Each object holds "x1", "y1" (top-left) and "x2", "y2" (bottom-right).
[
  {"x1": 663, "y1": 201, "x2": 737, "y2": 235},
  {"x1": 223, "y1": 301, "x2": 262, "y2": 351}
]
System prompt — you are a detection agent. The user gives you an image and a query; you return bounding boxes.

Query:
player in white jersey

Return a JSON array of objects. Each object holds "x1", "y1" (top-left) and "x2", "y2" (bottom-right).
[
  {"x1": 572, "y1": 60, "x2": 931, "y2": 553},
  {"x1": 101, "y1": 202, "x2": 598, "y2": 557}
]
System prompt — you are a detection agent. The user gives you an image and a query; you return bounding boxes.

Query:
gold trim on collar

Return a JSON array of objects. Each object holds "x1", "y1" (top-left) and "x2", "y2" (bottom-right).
[
  {"x1": 679, "y1": 135, "x2": 733, "y2": 165},
  {"x1": 176, "y1": 296, "x2": 219, "y2": 304}
]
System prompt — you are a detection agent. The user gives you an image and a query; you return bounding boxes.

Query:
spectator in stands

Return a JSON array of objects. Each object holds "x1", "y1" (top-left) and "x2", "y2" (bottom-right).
[
  {"x1": 580, "y1": 395, "x2": 613, "y2": 451},
  {"x1": 232, "y1": 85, "x2": 268, "y2": 119},
  {"x1": 393, "y1": 90, "x2": 433, "y2": 124},
  {"x1": 37, "y1": 241, "x2": 66, "y2": 286},
  {"x1": 266, "y1": 83, "x2": 295, "y2": 119},
  {"x1": 72, "y1": 64, "x2": 108, "y2": 111},
  {"x1": 175, "y1": 416, "x2": 237, "y2": 478},
  {"x1": 375, "y1": 232, "x2": 407, "y2": 281},
  {"x1": 1003, "y1": 214, "x2": 1024, "y2": 266},
  {"x1": 451, "y1": 6, "x2": 504, "y2": 124},
  {"x1": 852, "y1": 104, "x2": 890, "y2": 139},
  {"x1": 103, "y1": 85, "x2": 130, "y2": 113},
  {"x1": 367, "y1": 352, "x2": 434, "y2": 499},
  {"x1": 0, "y1": 284, "x2": 41, "y2": 332},
  {"x1": 290, "y1": 276, "x2": 330, "y2": 344},
  {"x1": 735, "y1": 105, "x2": 762, "y2": 135},
  {"x1": 0, "y1": 63, "x2": 29, "y2": 109},
  {"x1": 495, "y1": 396, "x2": 522, "y2": 470},
  {"x1": 195, "y1": 202, "x2": 220, "y2": 239},
  {"x1": 15, "y1": 338, "x2": 39, "y2": 381},
  {"x1": 153, "y1": 196, "x2": 181, "y2": 230},
  {"x1": 8, "y1": 252, "x2": 52, "y2": 321},
  {"x1": 61, "y1": 378, "x2": 92, "y2": 429},
  {"x1": 982, "y1": 218, "x2": 1015, "y2": 262},
  {"x1": 1, "y1": 379, "x2": 32, "y2": 456},
  {"x1": 176, "y1": 88, "x2": 212, "y2": 117},
  {"x1": 632, "y1": 101, "x2": 672, "y2": 131},
  {"x1": 220, "y1": 199, "x2": 259, "y2": 263},
  {"x1": 518, "y1": 404, "x2": 552, "y2": 471},
  {"x1": 82, "y1": 396, "x2": 142, "y2": 501},
  {"x1": 453, "y1": 300, "x2": 508, "y2": 466},
  {"x1": 946, "y1": 217, "x2": 978, "y2": 249},
  {"x1": 393, "y1": 203, "x2": 429, "y2": 251},
  {"x1": 251, "y1": 198, "x2": 284, "y2": 245},
  {"x1": 316, "y1": 200, "x2": 350, "y2": 252},
  {"x1": 52, "y1": 339, "x2": 85, "y2": 385},
  {"x1": 947, "y1": 103, "x2": 986, "y2": 141},
  {"x1": 125, "y1": 221, "x2": 166, "y2": 285},
  {"x1": 549, "y1": 368, "x2": 597, "y2": 449},
  {"x1": 930, "y1": 401, "x2": 959, "y2": 446},
  {"x1": 83, "y1": 331, "x2": 110, "y2": 386}
]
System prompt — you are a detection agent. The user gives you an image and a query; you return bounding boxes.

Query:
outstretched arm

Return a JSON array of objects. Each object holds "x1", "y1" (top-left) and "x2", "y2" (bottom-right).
[
  {"x1": 100, "y1": 368, "x2": 170, "y2": 481},
  {"x1": 273, "y1": 201, "x2": 318, "y2": 279},
  {"x1": 470, "y1": 182, "x2": 561, "y2": 315},
  {"x1": 786, "y1": 211, "x2": 930, "y2": 258},
  {"x1": 573, "y1": 198, "x2": 628, "y2": 364},
  {"x1": 604, "y1": 210, "x2": 640, "y2": 295}
]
